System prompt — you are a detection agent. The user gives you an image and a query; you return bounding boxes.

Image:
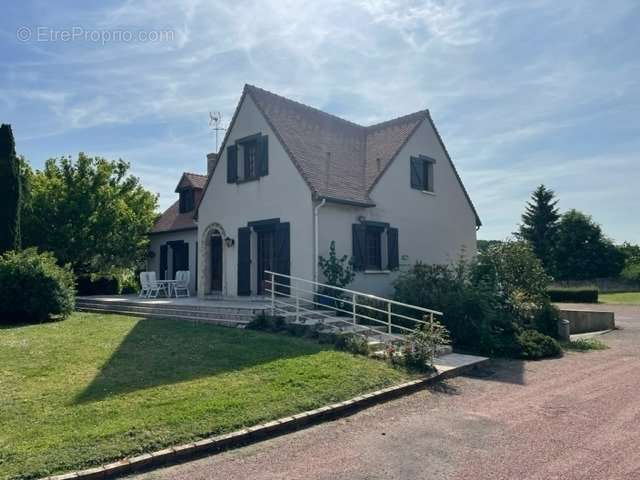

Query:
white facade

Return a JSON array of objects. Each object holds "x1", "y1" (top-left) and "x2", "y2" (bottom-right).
[
  {"x1": 317, "y1": 119, "x2": 477, "y2": 296},
  {"x1": 196, "y1": 94, "x2": 314, "y2": 297}
]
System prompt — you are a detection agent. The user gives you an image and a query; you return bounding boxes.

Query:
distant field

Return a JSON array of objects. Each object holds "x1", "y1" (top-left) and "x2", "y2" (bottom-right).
[{"x1": 599, "y1": 292, "x2": 640, "y2": 304}]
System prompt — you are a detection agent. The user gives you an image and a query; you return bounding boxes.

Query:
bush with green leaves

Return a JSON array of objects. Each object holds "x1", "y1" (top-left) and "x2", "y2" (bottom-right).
[
  {"x1": 0, "y1": 248, "x2": 75, "y2": 324},
  {"x1": 533, "y1": 301, "x2": 562, "y2": 337},
  {"x1": 246, "y1": 312, "x2": 286, "y2": 333},
  {"x1": 517, "y1": 330, "x2": 562, "y2": 359},
  {"x1": 402, "y1": 319, "x2": 449, "y2": 372},
  {"x1": 393, "y1": 260, "x2": 519, "y2": 356},
  {"x1": 317, "y1": 240, "x2": 355, "y2": 308}
]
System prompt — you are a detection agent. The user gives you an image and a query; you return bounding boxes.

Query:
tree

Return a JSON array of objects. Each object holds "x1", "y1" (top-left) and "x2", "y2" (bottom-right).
[
  {"x1": 517, "y1": 185, "x2": 559, "y2": 273},
  {"x1": 0, "y1": 124, "x2": 21, "y2": 253},
  {"x1": 21, "y1": 153, "x2": 158, "y2": 273},
  {"x1": 554, "y1": 209, "x2": 625, "y2": 280}
]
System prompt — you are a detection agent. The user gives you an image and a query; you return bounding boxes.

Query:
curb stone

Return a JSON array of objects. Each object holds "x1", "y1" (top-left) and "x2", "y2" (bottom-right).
[{"x1": 41, "y1": 356, "x2": 487, "y2": 480}]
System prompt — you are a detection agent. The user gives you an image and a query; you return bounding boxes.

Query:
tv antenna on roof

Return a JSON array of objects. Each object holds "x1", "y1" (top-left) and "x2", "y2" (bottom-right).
[{"x1": 209, "y1": 111, "x2": 226, "y2": 151}]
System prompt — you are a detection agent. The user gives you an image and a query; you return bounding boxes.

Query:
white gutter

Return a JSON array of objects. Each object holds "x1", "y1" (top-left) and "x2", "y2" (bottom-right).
[{"x1": 313, "y1": 198, "x2": 327, "y2": 286}]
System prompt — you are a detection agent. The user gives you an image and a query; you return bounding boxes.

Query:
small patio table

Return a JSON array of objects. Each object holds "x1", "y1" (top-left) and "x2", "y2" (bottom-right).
[{"x1": 155, "y1": 279, "x2": 178, "y2": 298}]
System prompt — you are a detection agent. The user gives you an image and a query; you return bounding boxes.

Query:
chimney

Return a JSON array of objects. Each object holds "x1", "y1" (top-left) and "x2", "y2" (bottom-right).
[{"x1": 206, "y1": 153, "x2": 218, "y2": 177}]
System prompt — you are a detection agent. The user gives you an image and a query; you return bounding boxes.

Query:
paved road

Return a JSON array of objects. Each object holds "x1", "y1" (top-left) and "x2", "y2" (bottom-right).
[{"x1": 130, "y1": 304, "x2": 640, "y2": 480}]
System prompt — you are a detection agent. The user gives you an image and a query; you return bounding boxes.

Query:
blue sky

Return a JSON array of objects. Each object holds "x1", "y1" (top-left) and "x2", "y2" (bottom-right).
[{"x1": 1, "y1": 0, "x2": 639, "y2": 243}]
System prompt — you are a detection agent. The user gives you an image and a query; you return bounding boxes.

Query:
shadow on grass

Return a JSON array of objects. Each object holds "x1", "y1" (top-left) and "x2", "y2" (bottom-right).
[{"x1": 75, "y1": 318, "x2": 329, "y2": 404}]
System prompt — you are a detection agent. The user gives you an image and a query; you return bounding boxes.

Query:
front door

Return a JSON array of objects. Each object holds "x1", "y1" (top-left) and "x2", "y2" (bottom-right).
[
  {"x1": 256, "y1": 229, "x2": 275, "y2": 295},
  {"x1": 210, "y1": 236, "x2": 223, "y2": 292}
]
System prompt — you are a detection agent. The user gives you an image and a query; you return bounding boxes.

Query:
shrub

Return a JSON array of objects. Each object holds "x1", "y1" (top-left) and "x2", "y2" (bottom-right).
[
  {"x1": 402, "y1": 320, "x2": 449, "y2": 372},
  {"x1": 533, "y1": 301, "x2": 561, "y2": 338},
  {"x1": 547, "y1": 287, "x2": 598, "y2": 303},
  {"x1": 517, "y1": 330, "x2": 562, "y2": 359},
  {"x1": 246, "y1": 313, "x2": 286, "y2": 333},
  {"x1": 76, "y1": 274, "x2": 122, "y2": 295},
  {"x1": 0, "y1": 248, "x2": 75, "y2": 323},
  {"x1": 334, "y1": 332, "x2": 370, "y2": 355},
  {"x1": 473, "y1": 241, "x2": 551, "y2": 324},
  {"x1": 393, "y1": 261, "x2": 519, "y2": 356}
]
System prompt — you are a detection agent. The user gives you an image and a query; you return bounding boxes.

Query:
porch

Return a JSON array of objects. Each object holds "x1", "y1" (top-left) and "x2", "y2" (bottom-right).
[{"x1": 76, "y1": 294, "x2": 270, "y2": 327}]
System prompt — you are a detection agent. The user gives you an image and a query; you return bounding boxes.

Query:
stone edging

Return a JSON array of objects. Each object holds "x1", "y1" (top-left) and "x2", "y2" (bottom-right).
[{"x1": 41, "y1": 360, "x2": 485, "y2": 480}]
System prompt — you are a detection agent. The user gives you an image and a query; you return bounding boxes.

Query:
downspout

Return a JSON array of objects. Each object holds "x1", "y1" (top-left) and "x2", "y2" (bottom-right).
[{"x1": 313, "y1": 198, "x2": 327, "y2": 287}]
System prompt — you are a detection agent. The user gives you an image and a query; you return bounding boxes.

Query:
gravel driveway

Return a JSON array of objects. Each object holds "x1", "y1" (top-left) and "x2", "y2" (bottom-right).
[{"x1": 130, "y1": 304, "x2": 640, "y2": 480}]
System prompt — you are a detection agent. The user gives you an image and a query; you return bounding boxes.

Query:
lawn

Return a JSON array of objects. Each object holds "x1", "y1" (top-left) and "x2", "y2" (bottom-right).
[
  {"x1": 0, "y1": 313, "x2": 411, "y2": 480},
  {"x1": 599, "y1": 292, "x2": 640, "y2": 304}
]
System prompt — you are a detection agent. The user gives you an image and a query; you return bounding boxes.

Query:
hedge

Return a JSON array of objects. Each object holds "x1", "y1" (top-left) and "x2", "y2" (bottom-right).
[{"x1": 547, "y1": 287, "x2": 598, "y2": 303}]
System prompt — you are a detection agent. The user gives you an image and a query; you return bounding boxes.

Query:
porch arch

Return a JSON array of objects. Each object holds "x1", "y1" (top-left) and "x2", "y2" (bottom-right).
[{"x1": 199, "y1": 222, "x2": 227, "y2": 295}]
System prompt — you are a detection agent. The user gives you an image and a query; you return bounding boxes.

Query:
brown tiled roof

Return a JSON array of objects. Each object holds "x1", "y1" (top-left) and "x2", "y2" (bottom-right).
[
  {"x1": 175, "y1": 172, "x2": 207, "y2": 192},
  {"x1": 152, "y1": 172, "x2": 207, "y2": 234},
  {"x1": 197, "y1": 85, "x2": 480, "y2": 225},
  {"x1": 150, "y1": 200, "x2": 197, "y2": 234}
]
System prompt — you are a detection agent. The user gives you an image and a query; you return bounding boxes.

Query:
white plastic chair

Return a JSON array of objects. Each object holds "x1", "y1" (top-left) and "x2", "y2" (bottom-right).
[
  {"x1": 174, "y1": 271, "x2": 190, "y2": 298},
  {"x1": 147, "y1": 271, "x2": 168, "y2": 298},
  {"x1": 139, "y1": 272, "x2": 151, "y2": 297}
]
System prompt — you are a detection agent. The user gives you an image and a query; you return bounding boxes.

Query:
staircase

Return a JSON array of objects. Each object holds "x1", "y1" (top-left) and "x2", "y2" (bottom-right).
[
  {"x1": 75, "y1": 296, "x2": 266, "y2": 328},
  {"x1": 265, "y1": 271, "x2": 452, "y2": 356}
]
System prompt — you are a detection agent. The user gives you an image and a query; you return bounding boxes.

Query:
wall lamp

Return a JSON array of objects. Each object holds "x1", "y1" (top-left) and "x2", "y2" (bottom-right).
[{"x1": 224, "y1": 237, "x2": 235, "y2": 247}]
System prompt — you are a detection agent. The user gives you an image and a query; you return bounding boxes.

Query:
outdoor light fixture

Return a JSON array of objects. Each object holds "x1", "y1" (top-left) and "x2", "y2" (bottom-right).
[{"x1": 224, "y1": 237, "x2": 235, "y2": 247}]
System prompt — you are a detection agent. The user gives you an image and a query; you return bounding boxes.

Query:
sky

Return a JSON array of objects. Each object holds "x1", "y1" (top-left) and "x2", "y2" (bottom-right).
[{"x1": 1, "y1": 0, "x2": 639, "y2": 243}]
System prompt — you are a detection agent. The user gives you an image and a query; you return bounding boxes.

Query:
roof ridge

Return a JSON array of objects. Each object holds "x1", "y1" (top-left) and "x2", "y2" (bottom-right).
[
  {"x1": 366, "y1": 109, "x2": 429, "y2": 131},
  {"x1": 183, "y1": 171, "x2": 207, "y2": 178},
  {"x1": 245, "y1": 84, "x2": 365, "y2": 131}
]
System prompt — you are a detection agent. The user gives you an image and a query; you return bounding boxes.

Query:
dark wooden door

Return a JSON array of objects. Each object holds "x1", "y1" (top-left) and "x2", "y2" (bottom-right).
[
  {"x1": 210, "y1": 236, "x2": 223, "y2": 292},
  {"x1": 257, "y1": 229, "x2": 275, "y2": 295}
]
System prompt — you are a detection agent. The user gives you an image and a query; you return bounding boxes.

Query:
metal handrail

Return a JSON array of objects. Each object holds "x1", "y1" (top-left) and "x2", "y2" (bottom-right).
[
  {"x1": 268, "y1": 279, "x2": 431, "y2": 326},
  {"x1": 264, "y1": 270, "x2": 442, "y2": 316},
  {"x1": 264, "y1": 270, "x2": 442, "y2": 338}
]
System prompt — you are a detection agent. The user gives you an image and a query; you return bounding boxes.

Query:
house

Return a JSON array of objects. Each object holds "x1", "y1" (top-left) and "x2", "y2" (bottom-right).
[
  {"x1": 147, "y1": 171, "x2": 208, "y2": 294},
  {"x1": 148, "y1": 84, "x2": 480, "y2": 298}
]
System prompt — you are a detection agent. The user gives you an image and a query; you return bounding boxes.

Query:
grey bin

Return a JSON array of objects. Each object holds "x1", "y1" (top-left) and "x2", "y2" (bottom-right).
[{"x1": 557, "y1": 318, "x2": 571, "y2": 341}]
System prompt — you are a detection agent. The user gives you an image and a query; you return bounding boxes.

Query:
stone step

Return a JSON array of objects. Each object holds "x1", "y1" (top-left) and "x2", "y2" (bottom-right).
[
  {"x1": 76, "y1": 298, "x2": 266, "y2": 315},
  {"x1": 75, "y1": 300, "x2": 260, "y2": 321},
  {"x1": 76, "y1": 306, "x2": 248, "y2": 328}
]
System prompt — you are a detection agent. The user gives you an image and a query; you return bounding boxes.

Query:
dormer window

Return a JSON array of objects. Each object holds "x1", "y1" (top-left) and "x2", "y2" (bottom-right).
[{"x1": 179, "y1": 188, "x2": 195, "y2": 213}]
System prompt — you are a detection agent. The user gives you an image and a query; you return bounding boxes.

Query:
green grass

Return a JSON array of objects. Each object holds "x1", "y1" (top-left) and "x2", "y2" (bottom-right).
[
  {"x1": 562, "y1": 338, "x2": 608, "y2": 352},
  {"x1": 0, "y1": 313, "x2": 411, "y2": 480},
  {"x1": 599, "y1": 292, "x2": 640, "y2": 304}
]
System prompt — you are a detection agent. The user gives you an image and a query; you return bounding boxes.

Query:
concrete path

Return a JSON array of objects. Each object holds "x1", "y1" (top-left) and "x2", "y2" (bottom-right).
[{"x1": 129, "y1": 304, "x2": 640, "y2": 480}]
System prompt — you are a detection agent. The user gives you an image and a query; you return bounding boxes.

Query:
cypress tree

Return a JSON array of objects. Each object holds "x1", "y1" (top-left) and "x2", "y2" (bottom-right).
[
  {"x1": 518, "y1": 184, "x2": 559, "y2": 273},
  {"x1": 0, "y1": 124, "x2": 21, "y2": 253}
]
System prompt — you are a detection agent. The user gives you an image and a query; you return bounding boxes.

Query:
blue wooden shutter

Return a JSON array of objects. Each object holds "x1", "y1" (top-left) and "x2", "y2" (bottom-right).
[
  {"x1": 352, "y1": 224, "x2": 366, "y2": 271},
  {"x1": 258, "y1": 135, "x2": 269, "y2": 176},
  {"x1": 410, "y1": 157, "x2": 423, "y2": 189},
  {"x1": 227, "y1": 145, "x2": 238, "y2": 183},
  {"x1": 387, "y1": 227, "x2": 399, "y2": 270},
  {"x1": 159, "y1": 245, "x2": 168, "y2": 280},
  {"x1": 237, "y1": 227, "x2": 251, "y2": 295},
  {"x1": 274, "y1": 222, "x2": 290, "y2": 294}
]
